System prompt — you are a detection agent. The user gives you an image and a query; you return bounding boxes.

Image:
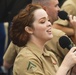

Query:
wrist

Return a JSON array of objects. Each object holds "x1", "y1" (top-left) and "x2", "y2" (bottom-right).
[
  {"x1": 60, "y1": 65, "x2": 70, "y2": 71},
  {"x1": 56, "y1": 65, "x2": 70, "y2": 75}
]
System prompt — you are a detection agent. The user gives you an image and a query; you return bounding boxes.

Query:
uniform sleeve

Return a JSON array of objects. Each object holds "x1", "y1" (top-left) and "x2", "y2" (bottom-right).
[
  {"x1": 3, "y1": 42, "x2": 17, "y2": 64},
  {"x1": 13, "y1": 52, "x2": 45, "y2": 75}
]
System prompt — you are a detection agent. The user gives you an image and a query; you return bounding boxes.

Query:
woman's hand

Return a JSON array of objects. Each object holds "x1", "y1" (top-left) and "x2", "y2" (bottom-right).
[
  {"x1": 62, "y1": 47, "x2": 76, "y2": 69},
  {"x1": 69, "y1": 15, "x2": 76, "y2": 30},
  {"x1": 56, "y1": 47, "x2": 76, "y2": 75}
]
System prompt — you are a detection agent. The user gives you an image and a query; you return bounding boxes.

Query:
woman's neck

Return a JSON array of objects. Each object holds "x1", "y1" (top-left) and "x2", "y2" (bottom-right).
[{"x1": 29, "y1": 38, "x2": 45, "y2": 50}]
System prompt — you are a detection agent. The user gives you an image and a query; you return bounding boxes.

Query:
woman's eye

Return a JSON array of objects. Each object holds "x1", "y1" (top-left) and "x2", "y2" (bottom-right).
[{"x1": 40, "y1": 21, "x2": 45, "y2": 24}]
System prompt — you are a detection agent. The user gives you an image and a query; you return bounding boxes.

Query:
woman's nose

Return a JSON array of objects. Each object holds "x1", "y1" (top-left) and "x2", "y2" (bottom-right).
[{"x1": 47, "y1": 22, "x2": 52, "y2": 27}]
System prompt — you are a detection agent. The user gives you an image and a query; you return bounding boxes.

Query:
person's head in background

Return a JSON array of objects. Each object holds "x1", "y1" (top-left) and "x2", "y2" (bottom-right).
[
  {"x1": 32, "y1": 0, "x2": 60, "y2": 24},
  {"x1": 10, "y1": 4, "x2": 53, "y2": 48}
]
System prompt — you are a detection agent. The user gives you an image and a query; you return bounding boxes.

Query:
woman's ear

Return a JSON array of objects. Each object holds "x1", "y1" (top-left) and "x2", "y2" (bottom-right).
[{"x1": 25, "y1": 26, "x2": 33, "y2": 34}]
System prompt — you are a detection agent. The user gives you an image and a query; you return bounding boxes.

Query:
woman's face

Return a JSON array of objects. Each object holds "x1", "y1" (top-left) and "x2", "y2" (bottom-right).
[{"x1": 31, "y1": 9, "x2": 53, "y2": 42}]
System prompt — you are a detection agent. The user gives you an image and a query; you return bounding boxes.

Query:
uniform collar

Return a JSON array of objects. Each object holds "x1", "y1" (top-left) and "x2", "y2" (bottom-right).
[
  {"x1": 26, "y1": 41, "x2": 51, "y2": 58},
  {"x1": 26, "y1": 41, "x2": 43, "y2": 58}
]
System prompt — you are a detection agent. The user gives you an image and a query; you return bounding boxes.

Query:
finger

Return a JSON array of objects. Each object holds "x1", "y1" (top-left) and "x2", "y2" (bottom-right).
[
  {"x1": 73, "y1": 16, "x2": 76, "y2": 21},
  {"x1": 70, "y1": 47, "x2": 76, "y2": 52},
  {"x1": 69, "y1": 15, "x2": 73, "y2": 21}
]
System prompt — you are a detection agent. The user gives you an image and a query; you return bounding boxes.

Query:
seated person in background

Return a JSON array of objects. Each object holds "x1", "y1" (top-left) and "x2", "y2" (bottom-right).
[
  {"x1": 3, "y1": 42, "x2": 24, "y2": 69},
  {"x1": 10, "y1": 4, "x2": 76, "y2": 75}
]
